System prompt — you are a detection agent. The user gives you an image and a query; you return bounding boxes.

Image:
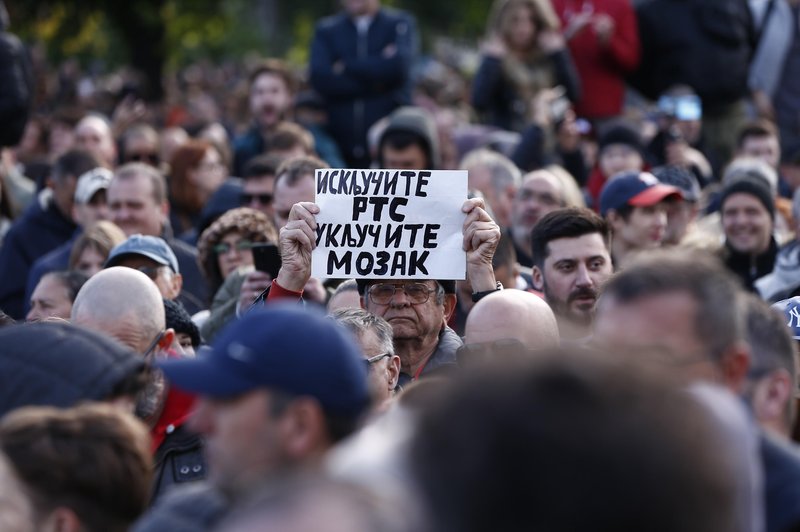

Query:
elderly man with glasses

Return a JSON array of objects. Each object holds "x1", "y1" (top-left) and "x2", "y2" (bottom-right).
[
  {"x1": 264, "y1": 197, "x2": 501, "y2": 385},
  {"x1": 331, "y1": 307, "x2": 401, "y2": 410}
]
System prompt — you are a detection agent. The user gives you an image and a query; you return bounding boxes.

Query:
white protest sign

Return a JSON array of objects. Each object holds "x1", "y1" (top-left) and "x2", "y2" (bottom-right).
[{"x1": 312, "y1": 168, "x2": 467, "y2": 279}]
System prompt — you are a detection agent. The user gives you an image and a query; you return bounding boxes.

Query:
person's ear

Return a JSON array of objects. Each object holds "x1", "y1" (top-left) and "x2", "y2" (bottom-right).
[
  {"x1": 443, "y1": 293, "x2": 457, "y2": 322},
  {"x1": 45, "y1": 507, "x2": 83, "y2": 532},
  {"x1": 387, "y1": 355, "x2": 401, "y2": 391},
  {"x1": 280, "y1": 398, "x2": 329, "y2": 459},
  {"x1": 171, "y1": 272, "x2": 183, "y2": 298},
  {"x1": 760, "y1": 369, "x2": 793, "y2": 427},
  {"x1": 720, "y1": 342, "x2": 751, "y2": 393},
  {"x1": 158, "y1": 328, "x2": 176, "y2": 353},
  {"x1": 532, "y1": 265, "x2": 544, "y2": 291},
  {"x1": 606, "y1": 209, "x2": 623, "y2": 232}
]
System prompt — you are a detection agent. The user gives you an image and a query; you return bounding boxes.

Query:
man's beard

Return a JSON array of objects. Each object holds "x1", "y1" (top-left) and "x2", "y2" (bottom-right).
[
  {"x1": 543, "y1": 282, "x2": 597, "y2": 327},
  {"x1": 135, "y1": 369, "x2": 167, "y2": 423}
]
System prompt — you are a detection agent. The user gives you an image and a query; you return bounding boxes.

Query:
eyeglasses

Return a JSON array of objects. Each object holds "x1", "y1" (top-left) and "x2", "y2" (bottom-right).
[
  {"x1": 368, "y1": 283, "x2": 439, "y2": 305},
  {"x1": 364, "y1": 353, "x2": 391, "y2": 367},
  {"x1": 213, "y1": 240, "x2": 255, "y2": 255},
  {"x1": 136, "y1": 265, "x2": 166, "y2": 280},
  {"x1": 143, "y1": 330, "x2": 166, "y2": 361},
  {"x1": 242, "y1": 193, "x2": 274, "y2": 205},
  {"x1": 126, "y1": 152, "x2": 160, "y2": 165}
]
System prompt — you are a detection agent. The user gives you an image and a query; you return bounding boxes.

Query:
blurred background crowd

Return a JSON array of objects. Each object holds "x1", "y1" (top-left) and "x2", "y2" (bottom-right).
[{"x1": 2, "y1": 0, "x2": 800, "y2": 530}]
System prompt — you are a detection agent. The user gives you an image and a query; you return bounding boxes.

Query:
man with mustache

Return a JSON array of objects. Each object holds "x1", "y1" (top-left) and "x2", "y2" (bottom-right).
[{"x1": 530, "y1": 208, "x2": 613, "y2": 341}]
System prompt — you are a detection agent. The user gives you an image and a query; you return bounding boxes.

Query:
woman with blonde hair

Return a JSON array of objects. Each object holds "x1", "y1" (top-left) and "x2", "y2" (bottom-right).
[
  {"x1": 472, "y1": 0, "x2": 580, "y2": 132},
  {"x1": 68, "y1": 220, "x2": 127, "y2": 278}
]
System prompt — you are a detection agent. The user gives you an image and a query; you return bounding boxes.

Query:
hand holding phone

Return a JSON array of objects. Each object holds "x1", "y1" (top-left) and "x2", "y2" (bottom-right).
[{"x1": 252, "y1": 243, "x2": 282, "y2": 279}]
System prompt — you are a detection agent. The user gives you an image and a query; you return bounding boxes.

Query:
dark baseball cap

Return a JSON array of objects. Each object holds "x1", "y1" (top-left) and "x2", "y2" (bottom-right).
[
  {"x1": 0, "y1": 322, "x2": 144, "y2": 417},
  {"x1": 105, "y1": 234, "x2": 180, "y2": 273},
  {"x1": 652, "y1": 165, "x2": 701, "y2": 203},
  {"x1": 157, "y1": 304, "x2": 370, "y2": 417},
  {"x1": 599, "y1": 171, "x2": 683, "y2": 217},
  {"x1": 772, "y1": 297, "x2": 800, "y2": 340}
]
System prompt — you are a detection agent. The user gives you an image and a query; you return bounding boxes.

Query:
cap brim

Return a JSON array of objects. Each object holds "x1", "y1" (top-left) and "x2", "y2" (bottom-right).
[
  {"x1": 628, "y1": 185, "x2": 683, "y2": 207},
  {"x1": 105, "y1": 251, "x2": 171, "y2": 270},
  {"x1": 157, "y1": 355, "x2": 258, "y2": 397}
]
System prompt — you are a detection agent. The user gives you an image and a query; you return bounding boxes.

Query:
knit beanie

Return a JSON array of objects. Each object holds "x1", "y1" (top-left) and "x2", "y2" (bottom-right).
[
  {"x1": 164, "y1": 299, "x2": 201, "y2": 348},
  {"x1": 598, "y1": 124, "x2": 644, "y2": 156},
  {"x1": 719, "y1": 178, "x2": 775, "y2": 220}
]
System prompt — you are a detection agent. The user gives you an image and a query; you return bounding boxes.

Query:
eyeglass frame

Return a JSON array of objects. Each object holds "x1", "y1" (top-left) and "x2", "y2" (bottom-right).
[
  {"x1": 364, "y1": 352, "x2": 391, "y2": 367},
  {"x1": 367, "y1": 282, "x2": 443, "y2": 306},
  {"x1": 135, "y1": 265, "x2": 170, "y2": 280},
  {"x1": 143, "y1": 330, "x2": 166, "y2": 361},
  {"x1": 213, "y1": 239, "x2": 256, "y2": 255}
]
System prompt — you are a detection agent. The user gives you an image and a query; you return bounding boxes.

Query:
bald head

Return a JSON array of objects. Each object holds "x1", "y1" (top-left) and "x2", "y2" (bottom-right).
[
  {"x1": 75, "y1": 115, "x2": 117, "y2": 167},
  {"x1": 465, "y1": 290, "x2": 559, "y2": 350},
  {"x1": 71, "y1": 267, "x2": 165, "y2": 353}
]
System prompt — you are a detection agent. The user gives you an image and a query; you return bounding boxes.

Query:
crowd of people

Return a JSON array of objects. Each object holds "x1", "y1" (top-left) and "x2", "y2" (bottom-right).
[{"x1": 1, "y1": 0, "x2": 800, "y2": 529}]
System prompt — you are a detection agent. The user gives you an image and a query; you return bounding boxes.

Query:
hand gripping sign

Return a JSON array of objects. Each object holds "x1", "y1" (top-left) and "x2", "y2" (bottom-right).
[{"x1": 312, "y1": 168, "x2": 467, "y2": 279}]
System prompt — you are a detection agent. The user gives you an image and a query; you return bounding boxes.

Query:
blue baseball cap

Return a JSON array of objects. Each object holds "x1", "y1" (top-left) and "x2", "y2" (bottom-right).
[
  {"x1": 105, "y1": 234, "x2": 179, "y2": 273},
  {"x1": 157, "y1": 304, "x2": 370, "y2": 417},
  {"x1": 599, "y1": 171, "x2": 683, "y2": 217},
  {"x1": 771, "y1": 297, "x2": 800, "y2": 340}
]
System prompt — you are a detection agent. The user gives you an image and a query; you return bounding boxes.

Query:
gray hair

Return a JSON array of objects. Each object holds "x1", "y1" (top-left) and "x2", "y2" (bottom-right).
[
  {"x1": 461, "y1": 148, "x2": 521, "y2": 195},
  {"x1": 723, "y1": 157, "x2": 778, "y2": 197},
  {"x1": 330, "y1": 308, "x2": 394, "y2": 356}
]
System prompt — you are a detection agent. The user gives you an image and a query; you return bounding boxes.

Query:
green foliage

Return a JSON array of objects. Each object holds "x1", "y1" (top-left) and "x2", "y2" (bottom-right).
[{"x1": 9, "y1": 0, "x2": 492, "y2": 74}]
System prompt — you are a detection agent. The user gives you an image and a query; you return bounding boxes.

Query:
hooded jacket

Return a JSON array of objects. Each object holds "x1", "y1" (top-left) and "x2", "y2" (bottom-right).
[{"x1": 377, "y1": 106, "x2": 440, "y2": 169}]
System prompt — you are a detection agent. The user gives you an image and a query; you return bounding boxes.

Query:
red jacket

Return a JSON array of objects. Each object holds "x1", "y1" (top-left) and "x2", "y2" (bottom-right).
[{"x1": 552, "y1": 0, "x2": 640, "y2": 119}]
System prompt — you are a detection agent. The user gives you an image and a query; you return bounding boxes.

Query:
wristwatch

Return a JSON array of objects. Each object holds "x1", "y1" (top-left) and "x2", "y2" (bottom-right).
[{"x1": 471, "y1": 281, "x2": 503, "y2": 303}]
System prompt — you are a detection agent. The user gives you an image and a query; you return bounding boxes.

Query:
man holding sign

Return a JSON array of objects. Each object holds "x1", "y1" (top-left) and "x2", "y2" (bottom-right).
[{"x1": 266, "y1": 168, "x2": 501, "y2": 384}]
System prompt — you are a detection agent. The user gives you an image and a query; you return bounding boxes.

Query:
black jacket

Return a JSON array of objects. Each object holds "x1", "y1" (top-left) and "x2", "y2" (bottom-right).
[
  {"x1": 630, "y1": 0, "x2": 755, "y2": 113},
  {"x1": 0, "y1": 5, "x2": 32, "y2": 147},
  {"x1": 722, "y1": 238, "x2": 779, "y2": 293},
  {"x1": 471, "y1": 51, "x2": 581, "y2": 133},
  {"x1": 151, "y1": 424, "x2": 207, "y2": 505},
  {"x1": 309, "y1": 8, "x2": 418, "y2": 168}
]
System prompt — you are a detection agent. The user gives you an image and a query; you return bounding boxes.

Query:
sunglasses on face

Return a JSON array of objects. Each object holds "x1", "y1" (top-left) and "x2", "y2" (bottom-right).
[
  {"x1": 125, "y1": 152, "x2": 160, "y2": 165},
  {"x1": 241, "y1": 193, "x2": 274, "y2": 205},
  {"x1": 136, "y1": 265, "x2": 166, "y2": 280},
  {"x1": 213, "y1": 240, "x2": 255, "y2": 255}
]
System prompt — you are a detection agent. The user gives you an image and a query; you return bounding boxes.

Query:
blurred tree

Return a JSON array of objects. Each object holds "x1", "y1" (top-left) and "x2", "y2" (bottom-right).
[{"x1": 8, "y1": 0, "x2": 490, "y2": 99}]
